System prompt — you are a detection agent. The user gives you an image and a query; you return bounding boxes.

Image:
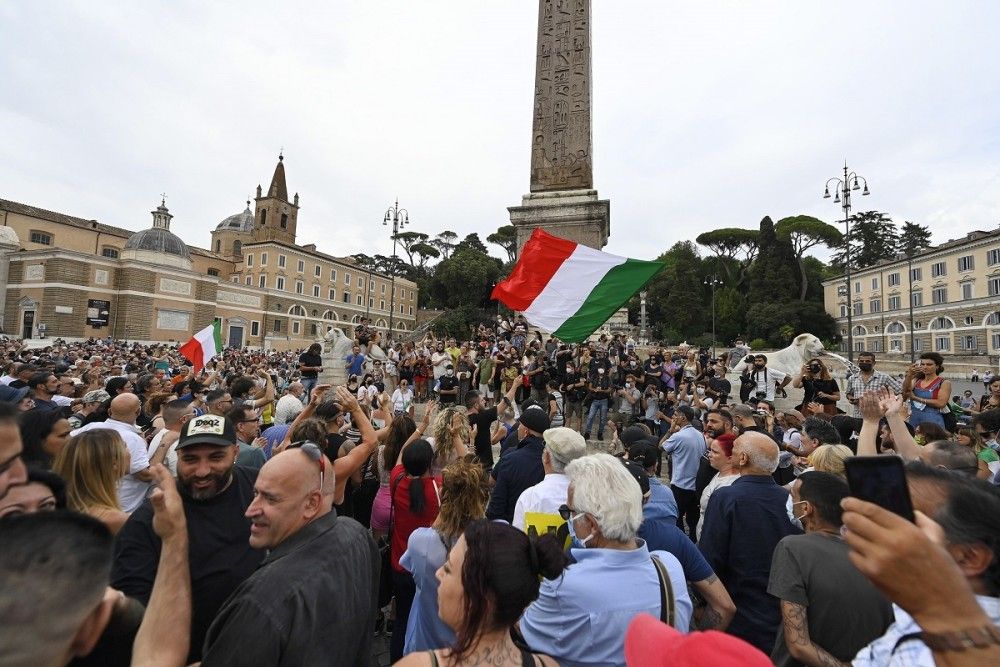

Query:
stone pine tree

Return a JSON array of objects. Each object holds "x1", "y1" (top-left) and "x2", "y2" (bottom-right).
[
  {"x1": 774, "y1": 215, "x2": 843, "y2": 301},
  {"x1": 745, "y1": 216, "x2": 808, "y2": 346},
  {"x1": 644, "y1": 241, "x2": 706, "y2": 341},
  {"x1": 831, "y1": 211, "x2": 899, "y2": 270},
  {"x1": 897, "y1": 221, "x2": 933, "y2": 256}
]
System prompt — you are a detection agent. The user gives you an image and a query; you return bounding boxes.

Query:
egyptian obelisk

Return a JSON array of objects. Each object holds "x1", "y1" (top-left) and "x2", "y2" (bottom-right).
[{"x1": 509, "y1": 0, "x2": 610, "y2": 254}]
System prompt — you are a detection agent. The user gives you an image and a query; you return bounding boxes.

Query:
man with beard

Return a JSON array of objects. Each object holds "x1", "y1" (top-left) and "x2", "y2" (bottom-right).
[{"x1": 112, "y1": 413, "x2": 260, "y2": 664}]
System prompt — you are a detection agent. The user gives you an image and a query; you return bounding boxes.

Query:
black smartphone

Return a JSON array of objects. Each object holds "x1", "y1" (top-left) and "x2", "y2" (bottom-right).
[{"x1": 844, "y1": 456, "x2": 915, "y2": 522}]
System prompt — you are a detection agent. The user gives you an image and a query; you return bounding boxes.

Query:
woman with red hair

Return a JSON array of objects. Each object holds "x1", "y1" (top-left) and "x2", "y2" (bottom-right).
[{"x1": 696, "y1": 432, "x2": 739, "y2": 540}]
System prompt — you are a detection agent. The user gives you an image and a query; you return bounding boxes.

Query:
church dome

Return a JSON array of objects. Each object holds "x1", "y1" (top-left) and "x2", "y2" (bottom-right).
[
  {"x1": 216, "y1": 203, "x2": 254, "y2": 232},
  {"x1": 123, "y1": 227, "x2": 191, "y2": 259}
]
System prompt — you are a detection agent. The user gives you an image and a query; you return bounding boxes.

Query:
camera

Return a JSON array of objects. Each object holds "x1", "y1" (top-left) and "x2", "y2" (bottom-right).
[{"x1": 755, "y1": 391, "x2": 766, "y2": 399}]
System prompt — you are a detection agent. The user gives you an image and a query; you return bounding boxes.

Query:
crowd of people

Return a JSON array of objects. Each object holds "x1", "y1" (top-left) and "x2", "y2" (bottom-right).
[{"x1": 0, "y1": 325, "x2": 999, "y2": 667}]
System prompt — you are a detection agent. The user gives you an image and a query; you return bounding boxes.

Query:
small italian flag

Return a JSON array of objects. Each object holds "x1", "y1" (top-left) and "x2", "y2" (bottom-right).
[
  {"x1": 491, "y1": 229, "x2": 664, "y2": 342},
  {"x1": 179, "y1": 320, "x2": 223, "y2": 373}
]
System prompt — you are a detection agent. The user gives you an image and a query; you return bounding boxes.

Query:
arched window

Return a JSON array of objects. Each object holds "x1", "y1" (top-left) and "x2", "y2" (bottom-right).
[
  {"x1": 375, "y1": 319, "x2": 387, "y2": 329},
  {"x1": 351, "y1": 315, "x2": 361, "y2": 323},
  {"x1": 233, "y1": 240, "x2": 242, "y2": 256},
  {"x1": 214, "y1": 239, "x2": 221, "y2": 252},
  {"x1": 985, "y1": 312, "x2": 1000, "y2": 326},
  {"x1": 930, "y1": 317, "x2": 954, "y2": 330},
  {"x1": 288, "y1": 305, "x2": 306, "y2": 317},
  {"x1": 322, "y1": 310, "x2": 337, "y2": 321},
  {"x1": 852, "y1": 325, "x2": 868, "y2": 336},
  {"x1": 886, "y1": 322, "x2": 905, "y2": 334}
]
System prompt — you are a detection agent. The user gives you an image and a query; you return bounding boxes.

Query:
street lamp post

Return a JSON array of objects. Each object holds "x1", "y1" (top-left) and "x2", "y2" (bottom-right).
[
  {"x1": 906, "y1": 252, "x2": 916, "y2": 363},
  {"x1": 704, "y1": 276, "x2": 722, "y2": 359},
  {"x1": 383, "y1": 198, "x2": 409, "y2": 342},
  {"x1": 824, "y1": 162, "x2": 870, "y2": 362}
]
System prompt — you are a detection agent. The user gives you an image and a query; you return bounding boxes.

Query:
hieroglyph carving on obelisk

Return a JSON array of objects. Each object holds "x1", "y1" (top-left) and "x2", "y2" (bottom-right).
[{"x1": 530, "y1": 0, "x2": 593, "y2": 192}]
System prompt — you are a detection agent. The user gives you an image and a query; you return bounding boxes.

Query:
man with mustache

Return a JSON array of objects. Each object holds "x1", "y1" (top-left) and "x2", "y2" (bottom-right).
[{"x1": 112, "y1": 413, "x2": 261, "y2": 664}]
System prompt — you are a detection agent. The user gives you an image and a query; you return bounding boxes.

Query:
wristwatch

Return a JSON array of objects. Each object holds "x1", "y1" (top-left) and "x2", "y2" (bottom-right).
[{"x1": 922, "y1": 623, "x2": 1000, "y2": 651}]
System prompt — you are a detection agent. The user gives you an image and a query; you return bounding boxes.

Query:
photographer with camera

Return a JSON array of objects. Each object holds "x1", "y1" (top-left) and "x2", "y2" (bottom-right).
[
  {"x1": 561, "y1": 360, "x2": 587, "y2": 433},
  {"x1": 610, "y1": 373, "x2": 642, "y2": 434},
  {"x1": 740, "y1": 354, "x2": 789, "y2": 405}
]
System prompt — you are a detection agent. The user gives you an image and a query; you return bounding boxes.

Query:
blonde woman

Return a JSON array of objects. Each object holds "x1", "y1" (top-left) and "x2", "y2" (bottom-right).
[
  {"x1": 53, "y1": 429, "x2": 131, "y2": 534},
  {"x1": 808, "y1": 444, "x2": 853, "y2": 479},
  {"x1": 428, "y1": 406, "x2": 470, "y2": 476}
]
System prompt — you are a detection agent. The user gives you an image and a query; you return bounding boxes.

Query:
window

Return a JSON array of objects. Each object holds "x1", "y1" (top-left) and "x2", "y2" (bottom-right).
[
  {"x1": 910, "y1": 267, "x2": 922, "y2": 281},
  {"x1": 914, "y1": 338, "x2": 922, "y2": 351},
  {"x1": 310, "y1": 323, "x2": 318, "y2": 336},
  {"x1": 931, "y1": 262, "x2": 947, "y2": 278},
  {"x1": 961, "y1": 335, "x2": 977, "y2": 351},
  {"x1": 369, "y1": 297, "x2": 374, "y2": 308},
  {"x1": 273, "y1": 319, "x2": 282, "y2": 333},
  {"x1": 958, "y1": 255, "x2": 975, "y2": 272},
  {"x1": 911, "y1": 291, "x2": 923, "y2": 307},
  {"x1": 409, "y1": 306, "x2": 413, "y2": 316},
  {"x1": 932, "y1": 287, "x2": 947, "y2": 304},
  {"x1": 101, "y1": 247, "x2": 120, "y2": 258},
  {"x1": 251, "y1": 321, "x2": 260, "y2": 336},
  {"x1": 314, "y1": 265, "x2": 321, "y2": 277},
  {"x1": 868, "y1": 299, "x2": 880, "y2": 313},
  {"x1": 853, "y1": 325, "x2": 867, "y2": 336},
  {"x1": 989, "y1": 249, "x2": 1000, "y2": 266},
  {"x1": 246, "y1": 254, "x2": 253, "y2": 267},
  {"x1": 295, "y1": 281, "x2": 304, "y2": 295},
  {"x1": 215, "y1": 240, "x2": 221, "y2": 252},
  {"x1": 280, "y1": 213, "x2": 288, "y2": 229},
  {"x1": 312, "y1": 285, "x2": 320, "y2": 298},
  {"x1": 994, "y1": 334, "x2": 1000, "y2": 351},
  {"x1": 962, "y1": 283, "x2": 974, "y2": 300},
  {"x1": 888, "y1": 273, "x2": 900, "y2": 287},
  {"x1": 380, "y1": 300, "x2": 385, "y2": 310},
  {"x1": 871, "y1": 277, "x2": 879, "y2": 290},
  {"x1": 260, "y1": 210, "x2": 267, "y2": 225},
  {"x1": 359, "y1": 277, "x2": 365, "y2": 291},
  {"x1": 854, "y1": 281, "x2": 861, "y2": 294},
  {"x1": 888, "y1": 296, "x2": 901, "y2": 310},
  {"x1": 400, "y1": 303, "x2": 405, "y2": 314},
  {"x1": 871, "y1": 339, "x2": 884, "y2": 352},
  {"x1": 233, "y1": 240, "x2": 242, "y2": 256},
  {"x1": 357, "y1": 295, "x2": 363, "y2": 306},
  {"x1": 853, "y1": 302, "x2": 863, "y2": 316},
  {"x1": 245, "y1": 276, "x2": 252, "y2": 285},
  {"x1": 887, "y1": 322, "x2": 905, "y2": 334},
  {"x1": 292, "y1": 321, "x2": 300, "y2": 335},
  {"x1": 988, "y1": 312, "x2": 1000, "y2": 326},
  {"x1": 343, "y1": 292, "x2": 350, "y2": 303},
  {"x1": 208, "y1": 268, "x2": 220, "y2": 277},
  {"x1": 854, "y1": 341, "x2": 865, "y2": 352},
  {"x1": 369, "y1": 282, "x2": 374, "y2": 293},
  {"x1": 276, "y1": 277, "x2": 285, "y2": 291},
  {"x1": 29, "y1": 231, "x2": 52, "y2": 245},
  {"x1": 345, "y1": 273, "x2": 351, "y2": 286},
  {"x1": 289, "y1": 305, "x2": 306, "y2": 316},
  {"x1": 935, "y1": 337, "x2": 951, "y2": 351},
  {"x1": 931, "y1": 317, "x2": 954, "y2": 330},
  {"x1": 890, "y1": 339, "x2": 902, "y2": 352},
  {"x1": 382, "y1": 283, "x2": 386, "y2": 294},
  {"x1": 261, "y1": 252, "x2": 268, "y2": 265},
  {"x1": 965, "y1": 316, "x2": 975, "y2": 325},
  {"x1": 840, "y1": 305, "x2": 847, "y2": 317},
  {"x1": 278, "y1": 255, "x2": 286, "y2": 268},
  {"x1": 259, "y1": 275, "x2": 266, "y2": 288},
  {"x1": 329, "y1": 289, "x2": 335, "y2": 300},
  {"x1": 330, "y1": 268, "x2": 337, "y2": 281},
  {"x1": 295, "y1": 260, "x2": 303, "y2": 273},
  {"x1": 990, "y1": 278, "x2": 1000, "y2": 297}
]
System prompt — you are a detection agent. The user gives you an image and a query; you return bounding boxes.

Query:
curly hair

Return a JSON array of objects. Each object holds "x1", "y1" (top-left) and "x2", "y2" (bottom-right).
[
  {"x1": 381, "y1": 414, "x2": 416, "y2": 474},
  {"x1": 433, "y1": 456, "x2": 489, "y2": 541},
  {"x1": 432, "y1": 406, "x2": 470, "y2": 469}
]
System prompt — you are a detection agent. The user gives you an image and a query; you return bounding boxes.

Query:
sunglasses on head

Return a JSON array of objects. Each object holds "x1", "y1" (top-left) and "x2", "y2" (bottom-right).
[{"x1": 288, "y1": 441, "x2": 325, "y2": 491}]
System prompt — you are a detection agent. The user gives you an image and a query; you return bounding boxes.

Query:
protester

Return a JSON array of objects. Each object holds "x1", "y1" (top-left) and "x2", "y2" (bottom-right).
[
  {"x1": 903, "y1": 352, "x2": 952, "y2": 431},
  {"x1": 486, "y1": 407, "x2": 550, "y2": 524},
  {"x1": 844, "y1": 352, "x2": 902, "y2": 417},
  {"x1": 660, "y1": 404, "x2": 704, "y2": 538},
  {"x1": 54, "y1": 429, "x2": 131, "y2": 534},
  {"x1": 0, "y1": 465, "x2": 65, "y2": 517},
  {"x1": 19, "y1": 409, "x2": 73, "y2": 469},
  {"x1": 512, "y1": 426, "x2": 588, "y2": 531}
]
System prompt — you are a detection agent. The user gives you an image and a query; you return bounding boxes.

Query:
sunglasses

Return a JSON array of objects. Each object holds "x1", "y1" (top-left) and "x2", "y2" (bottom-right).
[
  {"x1": 288, "y1": 441, "x2": 325, "y2": 491},
  {"x1": 557, "y1": 504, "x2": 579, "y2": 521}
]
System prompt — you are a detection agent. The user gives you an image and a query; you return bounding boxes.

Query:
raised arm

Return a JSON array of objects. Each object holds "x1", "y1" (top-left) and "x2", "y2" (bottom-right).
[
  {"x1": 276, "y1": 384, "x2": 330, "y2": 453},
  {"x1": 879, "y1": 390, "x2": 922, "y2": 461},
  {"x1": 397, "y1": 401, "x2": 437, "y2": 466},
  {"x1": 857, "y1": 392, "x2": 884, "y2": 457}
]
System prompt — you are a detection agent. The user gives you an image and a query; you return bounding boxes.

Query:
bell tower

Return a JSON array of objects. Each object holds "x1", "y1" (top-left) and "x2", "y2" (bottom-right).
[{"x1": 253, "y1": 153, "x2": 299, "y2": 244}]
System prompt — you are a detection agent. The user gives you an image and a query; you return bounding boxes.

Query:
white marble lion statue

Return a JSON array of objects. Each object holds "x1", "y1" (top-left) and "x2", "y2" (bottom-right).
[{"x1": 731, "y1": 333, "x2": 828, "y2": 378}]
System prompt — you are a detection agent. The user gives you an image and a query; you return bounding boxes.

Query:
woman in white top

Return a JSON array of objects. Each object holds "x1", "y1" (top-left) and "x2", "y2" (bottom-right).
[
  {"x1": 391, "y1": 379, "x2": 415, "y2": 418},
  {"x1": 696, "y1": 432, "x2": 739, "y2": 540}
]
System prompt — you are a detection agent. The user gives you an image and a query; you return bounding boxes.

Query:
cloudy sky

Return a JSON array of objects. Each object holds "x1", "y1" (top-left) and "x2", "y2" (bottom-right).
[{"x1": 2, "y1": 1, "x2": 999, "y2": 263}]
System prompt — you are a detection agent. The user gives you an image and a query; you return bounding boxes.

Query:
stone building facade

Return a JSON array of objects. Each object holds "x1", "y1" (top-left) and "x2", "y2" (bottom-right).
[
  {"x1": 823, "y1": 228, "x2": 1000, "y2": 357},
  {"x1": 0, "y1": 157, "x2": 418, "y2": 349}
]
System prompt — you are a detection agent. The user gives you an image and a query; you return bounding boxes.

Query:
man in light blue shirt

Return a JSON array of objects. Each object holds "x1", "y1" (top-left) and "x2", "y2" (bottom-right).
[
  {"x1": 660, "y1": 405, "x2": 705, "y2": 538},
  {"x1": 520, "y1": 453, "x2": 692, "y2": 667}
]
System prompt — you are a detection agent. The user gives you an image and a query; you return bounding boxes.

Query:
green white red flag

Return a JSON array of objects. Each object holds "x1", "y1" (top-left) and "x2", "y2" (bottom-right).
[
  {"x1": 179, "y1": 320, "x2": 223, "y2": 373},
  {"x1": 491, "y1": 229, "x2": 664, "y2": 342}
]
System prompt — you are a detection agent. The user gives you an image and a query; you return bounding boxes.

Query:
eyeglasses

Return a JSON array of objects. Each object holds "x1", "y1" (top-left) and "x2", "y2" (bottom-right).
[{"x1": 288, "y1": 441, "x2": 325, "y2": 491}]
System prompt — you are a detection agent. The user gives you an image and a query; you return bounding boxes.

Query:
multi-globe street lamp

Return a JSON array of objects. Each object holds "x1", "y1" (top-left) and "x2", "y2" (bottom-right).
[
  {"x1": 704, "y1": 276, "x2": 722, "y2": 360},
  {"x1": 383, "y1": 199, "x2": 409, "y2": 341},
  {"x1": 824, "y1": 163, "x2": 870, "y2": 362}
]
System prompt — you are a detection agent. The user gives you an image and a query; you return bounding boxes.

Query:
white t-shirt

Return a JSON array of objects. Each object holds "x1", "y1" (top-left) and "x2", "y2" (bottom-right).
[
  {"x1": 71, "y1": 418, "x2": 151, "y2": 512},
  {"x1": 513, "y1": 473, "x2": 571, "y2": 531},
  {"x1": 274, "y1": 394, "x2": 304, "y2": 425},
  {"x1": 696, "y1": 473, "x2": 739, "y2": 539},
  {"x1": 747, "y1": 367, "x2": 787, "y2": 402},
  {"x1": 391, "y1": 388, "x2": 413, "y2": 413}
]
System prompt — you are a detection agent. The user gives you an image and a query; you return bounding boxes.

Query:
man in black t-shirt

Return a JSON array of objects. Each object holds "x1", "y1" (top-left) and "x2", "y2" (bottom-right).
[
  {"x1": 298, "y1": 343, "x2": 323, "y2": 402},
  {"x1": 437, "y1": 365, "x2": 459, "y2": 405},
  {"x1": 465, "y1": 381, "x2": 519, "y2": 471},
  {"x1": 112, "y1": 414, "x2": 261, "y2": 664}
]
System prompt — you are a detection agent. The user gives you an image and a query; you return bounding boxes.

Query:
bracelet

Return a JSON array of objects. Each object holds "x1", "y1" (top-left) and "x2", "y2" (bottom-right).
[{"x1": 922, "y1": 624, "x2": 1000, "y2": 651}]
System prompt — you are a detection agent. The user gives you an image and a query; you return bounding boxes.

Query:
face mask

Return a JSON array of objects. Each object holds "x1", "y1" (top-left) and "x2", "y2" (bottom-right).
[
  {"x1": 567, "y1": 514, "x2": 593, "y2": 548},
  {"x1": 809, "y1": 365, "x2": 822, "y2": 374},
  {"x1": 566, "y1": 367, "x2": 574, "y2": 374},
  {"x1": 696, "y1": 387, "x2": 705, "y2": 396},
  {"x1": 625, "y1": 382, "x2": 631, "y2": 389},
  {"x1": 858, "y1": 362, "x2": 873, "y2": 372},
  {"x1": 597, "y1": 369, "x2": 605, "y2": 375},
  {"x1": 446, "y1": 370, "x2": 454, "y2": 376},
  {"x1": 791, "y1": 501, "x2": 808, "y2": 523}
]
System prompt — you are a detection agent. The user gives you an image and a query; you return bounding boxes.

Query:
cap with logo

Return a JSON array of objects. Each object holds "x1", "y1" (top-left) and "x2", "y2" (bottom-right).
[{"x1": 177, "y1": 414, "x2": 237, "y2": 449}]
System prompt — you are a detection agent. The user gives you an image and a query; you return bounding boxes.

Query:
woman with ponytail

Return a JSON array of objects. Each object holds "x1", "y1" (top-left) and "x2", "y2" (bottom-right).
[{"x1": 395, "y1": 519, "x2": 567, "y2": 666}]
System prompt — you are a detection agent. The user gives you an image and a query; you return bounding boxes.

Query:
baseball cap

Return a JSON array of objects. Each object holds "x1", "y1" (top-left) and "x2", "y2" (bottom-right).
[
  {"x1": 619, "y1": 459, "x2": 650, "y2": 499},
  {"x1": 177, "y1": 414, "x2": 237, "y2": 449},
  {"x1": 542, "y1": 427, "x2": 586, "y2": 465},
  {"x1": 627, "y1": 440, "x2": 660, "y2": 470},
  {"x1": 82, "y1": 389, "x2": 110, "y2": 404},
  {"x1": 518, "y1": 405, "x2": 550, "y2": 434},
  {"x1": 0, "y1": 385, "x2": 30, "y2": 404},
  {"x1": 624, "y1": 613, "x2": 771, "y2": 667}
]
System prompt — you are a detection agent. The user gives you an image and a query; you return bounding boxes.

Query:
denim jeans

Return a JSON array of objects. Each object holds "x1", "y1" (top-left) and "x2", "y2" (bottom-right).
[
  {"x1": 300, "y1": 376, "x2": 318, "y2": 403},
  {"x1": 584, "y1": 398, "x2": 609, "y2": 436}
]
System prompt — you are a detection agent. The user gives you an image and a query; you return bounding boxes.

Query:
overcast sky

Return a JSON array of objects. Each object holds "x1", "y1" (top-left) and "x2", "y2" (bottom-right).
[{"x1": 2, "y1": 1, "x2": 999, "y2": 263}]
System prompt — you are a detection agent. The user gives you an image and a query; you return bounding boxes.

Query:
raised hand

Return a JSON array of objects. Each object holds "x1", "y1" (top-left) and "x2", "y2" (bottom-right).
[
  {"x1": 858, "y1": 392, "x2": 884, "y2": 422},
  {"x1": 334, "y1": 385, "x2": 360, "y2": 412},
  {"x1": 148, "y1": 465, "x2": 186, "y2": 542},
  {"x1": 877, "y1": 388, "x2": 904, "y2": 416}
]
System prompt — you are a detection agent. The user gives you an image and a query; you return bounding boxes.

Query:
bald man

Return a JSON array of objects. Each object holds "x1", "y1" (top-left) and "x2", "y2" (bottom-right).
[
  {"x1": 201, "y1": 447, "x2": 379, "y2": 667},
  {"x1": 698, "y1": 431, "x2": 801, "y2": 653},
  {"x1": 71, "y1": 392, "x2": 154, "y2": 511}
]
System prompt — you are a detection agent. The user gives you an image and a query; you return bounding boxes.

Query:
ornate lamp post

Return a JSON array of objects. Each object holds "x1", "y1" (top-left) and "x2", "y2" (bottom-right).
[
  {"x1": 704, "y1": 276, "x2": 722, "y2": 359},
  {"x1": 824, "y1": 163, "x2": 870, "y2": 362},
  {"x1": 383, "y1": 199, "x2": 409, "y2": 341}
]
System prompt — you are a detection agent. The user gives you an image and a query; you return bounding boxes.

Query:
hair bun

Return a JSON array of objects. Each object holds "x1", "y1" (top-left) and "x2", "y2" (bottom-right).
[{"x1": 530, "y1": 533, "x2": 569, "y2": 580}]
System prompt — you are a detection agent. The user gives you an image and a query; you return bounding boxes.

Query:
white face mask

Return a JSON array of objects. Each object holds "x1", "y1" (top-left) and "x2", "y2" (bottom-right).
[
  {"x1": 598, "y1": 369, "x2": 605, "y2": 375},
  {"x1": 446, "y1": 370, "x2": 454, "y2": 376},
  {"x1": 625, "y1": 382, "x2": 631, "y2": 389},
  {"x1": 696, "y1": 387, "x2": 706, "y2": 396}
]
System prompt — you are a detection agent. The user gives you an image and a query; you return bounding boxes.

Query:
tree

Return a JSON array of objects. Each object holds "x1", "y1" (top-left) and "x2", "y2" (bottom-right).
[
  {"x1": 456, "y1": 233, "x2": 488, "y2": 255},
  {"x1": 643, "y1": 241, "x2": 706, "y2": 340},
  {"x1": 411, "y1": 242, "x2": 440, "y2": 269},
  {"x1": 431, "y1": 231, "x2": 459, "y2": 260},
  {"x1": 695, "y1": 228, "x2": 759, "y2": 287},
  {"x1": 831, "y1": 210, "x2": 899, "y2": 270},
  {"x1": 775, "y1": 215, "x2": 843, "y2": 301},
  {"x1": 429, "y1": 246, "x2": 503, "y2": 310},
  {"x1": 747, "y1": 216, "x2": 798, "y2": 307},
  {"x1": 392, "y1": 231, "x2": 431, "y2": 267},
  {"x1": 897, "y1": 221, "x2": 932, "y2": 257},
  {"x1": 487, "y1": 225, "x2": 518, "y2": 263}
]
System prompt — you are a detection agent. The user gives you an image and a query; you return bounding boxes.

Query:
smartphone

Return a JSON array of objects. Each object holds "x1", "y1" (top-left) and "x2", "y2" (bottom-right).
[{"x1": 844, "y1": 456, "x2": 915, "y2": 522}]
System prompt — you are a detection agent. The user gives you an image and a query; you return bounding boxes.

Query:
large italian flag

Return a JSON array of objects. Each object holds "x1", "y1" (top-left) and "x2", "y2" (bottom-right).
[
  {"x1": 179, "y1": 320, "x2": 223, "y2": 373},
  {"x1": 491, "y1": 229, "x2": 664, "y2": 342}
]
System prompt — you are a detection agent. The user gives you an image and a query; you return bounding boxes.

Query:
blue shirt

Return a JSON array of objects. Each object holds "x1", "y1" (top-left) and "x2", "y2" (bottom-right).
[
  {"x1": 638, "y1": 511, "x2": 713, "y2": 583},
  {"x1": 699, "y1": 474, "x2": 801, "y2": 654},
  {"x1": 642, "y1": 476, "x2": 678, "y2": 525},
  {"x1": 400, "y1": 528, "x2": 454, "y2": 654},
  {"x1": 661, "y1": 425, "x2": 705, "y2": 490},
  {"x1": 521, "y1": 539, "x2": 692, "y2": 667},
  {"x1": 487, "y1": 435, "x2": 545, "y2": 523},
  {"x1": 344, "y1": 353, "x2": 366, "y2": 376}
]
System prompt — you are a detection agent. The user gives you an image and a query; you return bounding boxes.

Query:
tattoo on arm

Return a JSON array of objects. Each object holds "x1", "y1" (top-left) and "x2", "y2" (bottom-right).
[{"x1": 781, "y1": 601, "x2": 849, "y2": 667}]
